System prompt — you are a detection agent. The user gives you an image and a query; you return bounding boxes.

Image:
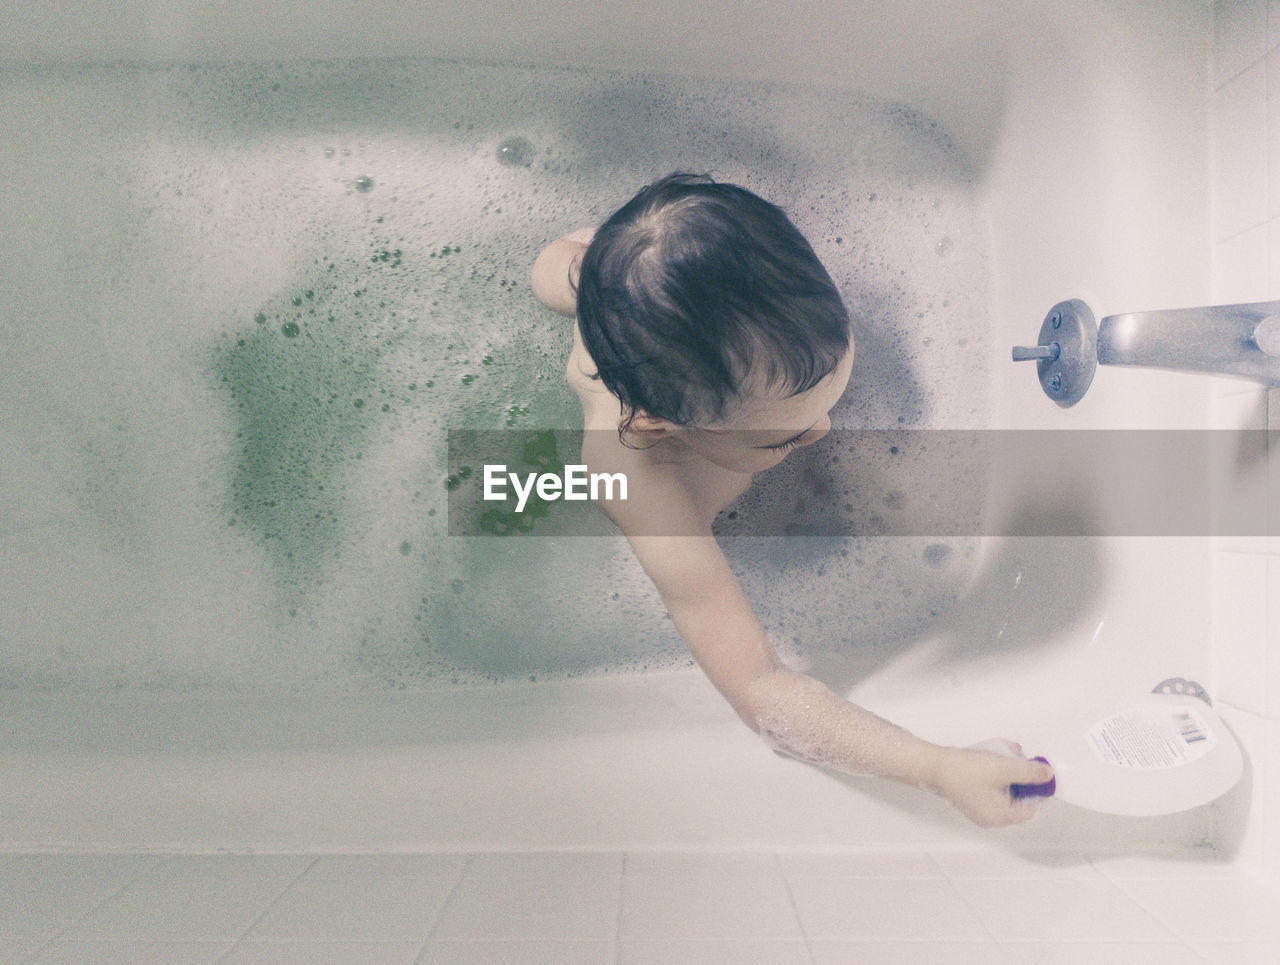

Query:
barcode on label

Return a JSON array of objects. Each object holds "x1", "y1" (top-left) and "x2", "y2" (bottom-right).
[{"x1": 1177, "y1": 712, "x2": 1207, "y2": 745}]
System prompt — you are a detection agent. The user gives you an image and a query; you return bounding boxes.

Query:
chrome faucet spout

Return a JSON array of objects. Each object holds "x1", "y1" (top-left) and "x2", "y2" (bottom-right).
[
  {"x1": 1013, "y1": 298, "x2": 1280, "y2": 406},
  {"x1": 1097, "y1": 300, "x2": 1280, "y2": 386}
]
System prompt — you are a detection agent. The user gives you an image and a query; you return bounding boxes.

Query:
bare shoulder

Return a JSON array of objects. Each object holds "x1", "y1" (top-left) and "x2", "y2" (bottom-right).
[
  {"x1": 579, "y1": 430, "x2": 752, "y2": 539},
  {"x1": 590, "y1": 449, "x2": 705, "y2": 539},
  {"x1": 531, "y1": 232, "x2": 592, "y2": 318}
]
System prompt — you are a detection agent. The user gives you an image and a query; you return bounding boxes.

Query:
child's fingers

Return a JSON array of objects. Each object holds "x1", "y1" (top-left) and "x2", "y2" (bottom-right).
[
  {"x1": 1001, "y1": 754, "x2": 1054, "y2": 786},
  {"x1": 968, "y1": 738, "x2": 1054, "y2": 786},
  {"x1": 968, "y1": 736, "x2": 1024, "y2": 760}
]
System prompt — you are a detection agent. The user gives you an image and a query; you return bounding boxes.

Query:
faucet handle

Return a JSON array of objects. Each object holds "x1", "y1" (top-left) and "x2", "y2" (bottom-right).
[
  {"x1": 1011, "y1": 344, "x2": 1061, "y2": 362},
  {"x1": 1011, "y1": 299, "x2": 1098, "y2": 407}
]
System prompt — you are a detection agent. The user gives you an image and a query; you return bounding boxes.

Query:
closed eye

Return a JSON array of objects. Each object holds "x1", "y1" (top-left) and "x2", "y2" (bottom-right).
[{"x1": 758, "y1": 430, "x2": 810, "y2": 452}]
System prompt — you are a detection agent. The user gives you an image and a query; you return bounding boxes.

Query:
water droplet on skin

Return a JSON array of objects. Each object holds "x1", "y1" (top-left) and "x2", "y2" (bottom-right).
[
  {"x1": 354, "y1": 176, "x2": 374, "y2": 192},
  {"x1": 281, "y1": 322, "x2": 300, "y2": 338}
]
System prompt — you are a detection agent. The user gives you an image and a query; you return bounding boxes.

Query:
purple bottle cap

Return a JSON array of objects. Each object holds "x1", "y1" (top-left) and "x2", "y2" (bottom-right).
[{"x1": 1010, "y1": 756, "x2": 1056, "y2": 800}]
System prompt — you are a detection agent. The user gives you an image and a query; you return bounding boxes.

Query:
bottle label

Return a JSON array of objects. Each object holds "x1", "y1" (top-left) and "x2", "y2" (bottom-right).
[{"x1": 1087, "y1": 704, "x2": 1217, "y2": 769}]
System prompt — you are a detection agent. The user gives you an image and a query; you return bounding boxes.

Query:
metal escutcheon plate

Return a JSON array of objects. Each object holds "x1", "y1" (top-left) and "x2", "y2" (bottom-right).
[{"x1": 1027, "y1": 299, "x2": 1098, "y2": 407}]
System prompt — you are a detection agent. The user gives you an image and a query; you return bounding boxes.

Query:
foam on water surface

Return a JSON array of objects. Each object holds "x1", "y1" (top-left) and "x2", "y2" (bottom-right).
[{"x1": 0, "y1": 59, "x2": 991, "y2": 690}]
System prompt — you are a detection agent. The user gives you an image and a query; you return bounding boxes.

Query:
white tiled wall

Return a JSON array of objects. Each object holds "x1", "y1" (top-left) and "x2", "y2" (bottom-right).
[{"x1": 1210, "y1": 0, "x2": 1280, "y2": 885}]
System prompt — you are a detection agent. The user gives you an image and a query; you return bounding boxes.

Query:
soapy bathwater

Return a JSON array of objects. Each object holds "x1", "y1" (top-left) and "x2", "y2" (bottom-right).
[{"x1": 0, "y1": 60, "x2": 991, "y2": 690}]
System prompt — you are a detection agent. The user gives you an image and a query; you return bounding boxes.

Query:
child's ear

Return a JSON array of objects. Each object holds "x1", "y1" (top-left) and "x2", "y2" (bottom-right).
[{"x1": 621, "y1": 410, "x2": 678, "y2": 443}]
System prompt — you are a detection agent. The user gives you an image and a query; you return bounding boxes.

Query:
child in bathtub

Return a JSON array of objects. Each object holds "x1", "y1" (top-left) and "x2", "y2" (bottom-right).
[{"x1": 530, "y1": 173, "x2": 1052, "y2": 827}]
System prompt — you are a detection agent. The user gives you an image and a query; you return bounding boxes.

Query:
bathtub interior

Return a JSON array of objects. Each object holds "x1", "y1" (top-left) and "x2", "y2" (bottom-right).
[
  {"x1": 0, "y1": 0, "x2": 1246, "y2": 866},
  {"x1": 1, "y1": 57, "x2": 998, "y2": 690}
]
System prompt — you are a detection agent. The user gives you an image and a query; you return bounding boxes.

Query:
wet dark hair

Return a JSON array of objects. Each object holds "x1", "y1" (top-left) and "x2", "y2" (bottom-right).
[{"x1": 574, "y1": 172, "x2": 852, "y2": 434}]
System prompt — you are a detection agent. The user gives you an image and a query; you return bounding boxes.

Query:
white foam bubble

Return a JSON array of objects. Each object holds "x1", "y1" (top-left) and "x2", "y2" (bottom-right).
[{"x1": 0, "y1": 60, "x2": 992, "y2": 692}]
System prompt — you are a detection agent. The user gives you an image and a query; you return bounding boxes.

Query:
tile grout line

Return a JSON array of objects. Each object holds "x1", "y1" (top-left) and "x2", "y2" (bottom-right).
[
  {"x1": 412, "y1": 853, "x2": 475, "y2": 964},
  {"x1": 15, "y1": 852, "x2": 166, "y2": 963},
  {"x1": 1105, "y1": 874, "x2": 1229, "y2": 951},
  {"x1": 1089, "y1": 854, "x2": 1208, "y2": 953},
  {"x1": 1212, "y1": 27, "x2": 1279, "y2": 94},
  {"x1": 211, "y1": 854, "x2": 319, "y2": 964},
  {"x1": 612, "y1": 851, "x2": 627, "y2": 965},
  {"x1": 920, "y1": 849, "x2": 950, "y2": 881},
  {"x1": 931, "y1": 858, "x2": 1004, "y2": 947},
  {"x1": 773, "y1": 851, "x2": 819, "y2": 965}
]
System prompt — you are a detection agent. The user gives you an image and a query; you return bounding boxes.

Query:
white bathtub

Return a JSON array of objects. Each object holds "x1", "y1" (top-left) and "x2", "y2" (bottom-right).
[{"x1": 0, "y1": 0, "x2": 1243, "y2": 864}]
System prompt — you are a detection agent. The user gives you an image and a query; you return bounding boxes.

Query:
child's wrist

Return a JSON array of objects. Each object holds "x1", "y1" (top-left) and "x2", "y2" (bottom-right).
[
  {"x1": 926, "y1": 745, "x2": 981, "y2": 805},
  {"x1": 900, "y1": 740, "x2": 952, "y2": 795}
]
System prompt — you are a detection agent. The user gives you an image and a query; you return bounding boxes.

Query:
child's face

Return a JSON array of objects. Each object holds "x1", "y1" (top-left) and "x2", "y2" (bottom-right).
[{"x1": 678, "y1": 345, "x2": 854, "y2": 474}]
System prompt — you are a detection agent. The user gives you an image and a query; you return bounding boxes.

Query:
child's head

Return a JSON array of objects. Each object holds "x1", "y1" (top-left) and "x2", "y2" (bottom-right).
[{"x1": 575, "y1": 173, "x2": 852, "y2": 449}]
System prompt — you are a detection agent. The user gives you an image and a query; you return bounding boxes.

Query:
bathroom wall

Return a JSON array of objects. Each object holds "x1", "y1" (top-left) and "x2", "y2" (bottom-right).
[{"x1": 1208, "y1": 0, "x2": 1280, "y2": 885}]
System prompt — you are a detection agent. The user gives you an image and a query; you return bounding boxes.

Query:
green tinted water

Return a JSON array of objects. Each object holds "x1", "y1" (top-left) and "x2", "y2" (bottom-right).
[{"x1": 1, "y1": 58, "x2": 990, "y2": 689}]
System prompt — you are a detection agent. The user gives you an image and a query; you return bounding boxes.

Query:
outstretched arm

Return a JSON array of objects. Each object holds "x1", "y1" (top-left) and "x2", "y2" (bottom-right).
[{"x1": 626, "y1": 530, "x2": 1053, "y2": 827}]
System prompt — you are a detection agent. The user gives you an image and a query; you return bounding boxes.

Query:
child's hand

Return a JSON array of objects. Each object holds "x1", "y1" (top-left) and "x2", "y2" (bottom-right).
[{"x1": 930, "y1": 741, "x2": 1055, "y2": 827}]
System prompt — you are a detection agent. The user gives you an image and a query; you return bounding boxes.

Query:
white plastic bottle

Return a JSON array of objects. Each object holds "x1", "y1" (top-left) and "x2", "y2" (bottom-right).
[{"x1": 1007, "y1": 685, "x2": 1244, "y2": 816}]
